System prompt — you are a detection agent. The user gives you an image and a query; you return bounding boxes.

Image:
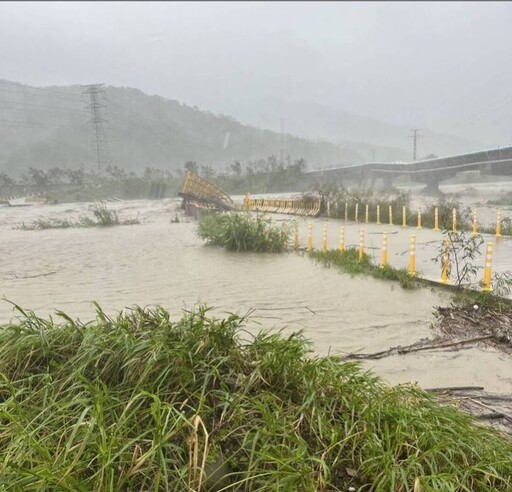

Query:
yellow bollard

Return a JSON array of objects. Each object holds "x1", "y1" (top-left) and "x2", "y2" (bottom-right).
[
  {"x1": 472, "y1": 210, "x2": 478, "y2": 237},
  {"x1": 495, "y1": 210, "x2": 502, "y2": 238},
  {"x1": 380, "y1": 231, "x2": 388, "y2": 267},
  {"x1": 452, "y1": 208, "x2": 457, "y2": 232},
  {"x1": 482, "y1": 242, "x2": 493, "y2": 292},
  {"x1": 339, "y1": 226, "x2": 345, "y2": 253},
  {"x1": 417, "y1": 207, "x2": 422, "y2": 229},
  {"x1": 376, "y1": 204, "x2": 381, "y2": 225},
  {"x1": 440, "y1": 239, "x2": 450, "y2": 284},
  {"x1": 365, "y1": 204, "x2": 369, "y2": 224},
  {"x1": 358, "y1": 229, "x2": 365, "y2": 262},
  {"x1": 294, "y1": 222, "x2": 300, "y2": 250},
  {"x1": 408, "y1": 234, "x2": 416, "y2": 276},
  {"x1": 355, "y1": 203, "x2": 359, "y2": 222},
  {"x1": 307, "y1": 223, "x2": 313, "y2": 252},
  {"x1": 389, "y1": 205, "x2": 393, "y2": 226},
  {"x1": 402, "y1": 205, "x2": 407, "y2": 228},
  {"x1": 322, "y1": 224, "x2": 328, "y2": 253},
  {"x1": 434, "y1": 207, "x2": 439, "y2": 231},
  {"x1": 326, "y1": 201, "x2": 330, "y2": 217},
  {"x1": 345, "y1": 202, "x2": 348, "y2": 222}
]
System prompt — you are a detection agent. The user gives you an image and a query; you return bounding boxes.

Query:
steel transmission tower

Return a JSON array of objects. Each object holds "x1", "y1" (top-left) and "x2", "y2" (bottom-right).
[
  {"x1": 409, "y1": 129, "x2": 422, "y2": 161},
  {"x1": 83, "y1": 84, "x2": 109, "y2": 174}
]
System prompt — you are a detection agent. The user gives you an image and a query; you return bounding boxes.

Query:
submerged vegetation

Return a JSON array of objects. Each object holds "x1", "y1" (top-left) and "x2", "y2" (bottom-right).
[
  {"x1": 198, "y1": 212, "x2": 290, "y2": 252},
  {"x1": 0, "y1": 305, "x2": 510, "y2": 491},
  {"x1": 14, "y1": 203, "x2": 140, "y2": 230},
  {"x1": 309, "y1": 247, "x2": 418, "y2": 289}
]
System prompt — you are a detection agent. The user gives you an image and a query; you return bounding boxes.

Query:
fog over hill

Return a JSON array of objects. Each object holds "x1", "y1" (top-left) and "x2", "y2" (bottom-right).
[
  {"x1": 221, "y1": 96, "x2": 487, "y2": 162},
  {"x1": 0, "y1": 81, "x2": 366, "y2": 176},
  {"x1": 0, "y1": 80, "x2": 491, "y2": 178}
]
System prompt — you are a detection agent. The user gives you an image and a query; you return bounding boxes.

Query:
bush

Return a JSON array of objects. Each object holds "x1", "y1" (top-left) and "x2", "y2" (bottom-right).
[{"x1": 198, "y1": 212, "x2": 290, "y2": 252}]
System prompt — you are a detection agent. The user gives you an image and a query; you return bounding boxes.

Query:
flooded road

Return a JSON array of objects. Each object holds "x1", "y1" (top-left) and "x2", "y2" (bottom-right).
[{"x1": 1, "y1": 198, "x2": 511, "y2": 393}]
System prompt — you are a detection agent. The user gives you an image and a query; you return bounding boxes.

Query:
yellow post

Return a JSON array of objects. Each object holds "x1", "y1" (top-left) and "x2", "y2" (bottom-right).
[
  {"x1": 417, "y1": 207, "x2": 422, "y2": 229},
  {"x1": 440, "y1": 239, "x2": 450, "y2": 284},
  {"x1": 327, "y1": 201, "x2": 330, "y2": 217},
  {"x1": 244, "y1": 193, "x2": 251, "y2": 211},
  {"x1": 322, "y1": 224, "x2": 328, "y2": 253},
  {"x1": 389, "y1": 205, "x2": 393, "y2": 226},
  {"x1": 294, "y1": 222, "x2": 300, "y2": 250},
  {"x1": 339, "y1": 226, "x2": 345, "y2": 253},
  {"x1": 380, "y1": 231, "x2": 388, "y2": 267},
  {"x1": 355, "y1": 203, "x2": 359, "y2": 222},
  {"x1": 376, "y1": 204, "x2": 381, "y2": 225},
  {"x1": 344, "y1": 202, "x2": 348, "y2": 222},
  {"x1": 408, "y1": 234, "x2": 416, "y2": 276},
  {"x1": 365, "y1": 204, "x2": 369, "y2": 224},
  {"x1": 434, "y1": 207, "x2": 439, "y2": 231},
  {"x1": 472, "y1": 210, "x2": 478, "y2": 237},
  {"x1": 482, "y1": 242, "x2": 493, "y2": 292},
  {"x1": 358, "y1": 229, "x2": 365, "y2": 262},
  {"x1": 402, "y1": 205, "x2": 407, "y2": 228},
  {"x1": 495, "y1": 210, "x2": 502, "y2": 238},
  {"x1": 452, "y1": 208, "x2": 457, "y2": 232},
  {"x1": 307, "y1": 223, "x2": 313, "y2": 252}
]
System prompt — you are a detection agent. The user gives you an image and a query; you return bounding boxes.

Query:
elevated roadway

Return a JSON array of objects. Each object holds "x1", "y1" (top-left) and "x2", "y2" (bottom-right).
[{"x1": 306, "y1": 145, "x2": 512, "y2": 194}]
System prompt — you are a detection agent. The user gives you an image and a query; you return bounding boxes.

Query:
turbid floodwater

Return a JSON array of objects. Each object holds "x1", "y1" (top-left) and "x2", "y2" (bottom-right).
[{"x1": 1, "y1": 198, "x2": 511, "y2": 394}]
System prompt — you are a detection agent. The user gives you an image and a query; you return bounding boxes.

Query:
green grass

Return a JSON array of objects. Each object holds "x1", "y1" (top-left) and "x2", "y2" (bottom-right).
[
  {"x1": 0, "y1": 305, "x2": 510, "y2": 491},
  {"x1": 14, "y1": 203, "x2": 140, "y2": 230},
  {"x1": 310, "y1": 248, "x2": 418, "y2": 289},
  {"x1": 198, "y1": 212, "x2": 290, "y2": 252}
]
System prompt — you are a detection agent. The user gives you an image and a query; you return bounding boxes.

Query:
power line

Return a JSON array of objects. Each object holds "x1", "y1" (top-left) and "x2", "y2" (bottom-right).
[
  {"x1": 0, "y1": 86, "x2": 84, "y2": 102},
  {"x1": 0, "y1": 124, "x2": 60, "y2": 129},
  {"x1": 0, "y1": 98, "x2": 83, "y2": 112},
  {"x1": 441, "y1": 93, "x2": 512, "y2": 135},
  {"x1": 0, "y1": 80, "x2": 84, "y2": 99},
  {"x1": 0, "y1": 118, "x2": 62, "y2": 128}
]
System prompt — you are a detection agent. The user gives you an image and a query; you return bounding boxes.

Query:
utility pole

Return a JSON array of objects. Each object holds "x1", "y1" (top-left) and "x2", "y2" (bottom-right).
[
  {"x1": 409, "y1": 129, "x2": 422, "y2": 161},
  {"x1": 83, "y1": 83, "x2": 109, "y2": 175}
]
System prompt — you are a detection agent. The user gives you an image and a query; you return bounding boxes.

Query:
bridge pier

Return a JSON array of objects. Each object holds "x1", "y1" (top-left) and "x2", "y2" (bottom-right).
[{"x1": 421, "y1": 178, "x2": 442, "y2": 196}]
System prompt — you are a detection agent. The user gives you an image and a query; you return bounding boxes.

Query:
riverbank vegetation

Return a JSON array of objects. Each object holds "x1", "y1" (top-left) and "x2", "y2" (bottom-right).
[
  {"x1": 309, "y1": 247, "x2": 418, "y2": 289},
  {"x1": 198, "y1": 212, "x2": 290, "y2": 252},
  {"x1": 0, "y1": 305, "x2": 510, "y2": 491},
  {"x1": 14, "y1": 203, "x2": 140, "y2": 230},
  {"x1": 314, "y1": 184, "x2": 512, "y2": 234},
  {"x1": 0, "y1": 157, "x2": 309, "y2": 203}
]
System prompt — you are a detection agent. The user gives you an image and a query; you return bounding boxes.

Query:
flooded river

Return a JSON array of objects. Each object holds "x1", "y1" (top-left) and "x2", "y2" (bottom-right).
[{"x1": 1, "y1": 198, "x2": 511, "y2": 393}]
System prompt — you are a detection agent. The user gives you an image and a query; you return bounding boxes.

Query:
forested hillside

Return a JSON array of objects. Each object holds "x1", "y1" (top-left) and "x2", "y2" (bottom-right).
[{"x1": 0, "y1": 81, "x2": 363, "y2": 176}]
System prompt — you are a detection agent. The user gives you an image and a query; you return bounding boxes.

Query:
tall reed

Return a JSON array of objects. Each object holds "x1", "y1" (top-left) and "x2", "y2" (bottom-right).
[{"x1": 0, "y1": 305, "x2": 510, "y2": 490}]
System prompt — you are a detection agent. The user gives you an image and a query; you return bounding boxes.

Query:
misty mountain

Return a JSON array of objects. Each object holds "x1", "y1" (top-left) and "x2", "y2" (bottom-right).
[
  {"x1": 221, "y1": 97, "x2": 488, "y2": 161},
  {"x1": 0, "y1": 81, "x2": 367, "y2": 176}
]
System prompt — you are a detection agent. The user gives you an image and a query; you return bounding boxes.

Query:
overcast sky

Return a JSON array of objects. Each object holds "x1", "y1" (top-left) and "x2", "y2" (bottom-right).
[{"x1": 1, "y1": 1, "x2": 512, "y2": 144}]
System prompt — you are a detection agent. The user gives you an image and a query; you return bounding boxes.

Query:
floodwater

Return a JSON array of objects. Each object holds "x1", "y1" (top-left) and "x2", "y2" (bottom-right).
[{"x1": 1, "y1": 198, "x2": 511, "y2": 394}]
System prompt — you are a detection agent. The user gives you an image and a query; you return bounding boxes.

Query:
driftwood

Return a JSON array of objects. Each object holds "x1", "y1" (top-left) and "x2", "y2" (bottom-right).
[
  {"x1": 428, "y1": 386, "x2": 512, "y2": 435},
  {"x1": 346, "y1": 304, "x2": 512, "y2": 361},
  {"x1": 344, "y1": 335, "x2": 494, "y2": 360},
  {"x1": 435, "y1": 305, "x2": 512, "y2": 354},
  {"x1": 2, "y1": 271, "x2": 57, "y2": 280}
]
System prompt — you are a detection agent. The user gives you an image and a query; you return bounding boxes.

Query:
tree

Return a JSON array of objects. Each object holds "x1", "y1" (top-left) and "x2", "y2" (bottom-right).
[
  {"x1": 0, "y1": 172, "x2": 15, "y2": 186},
  {"x1": 184, "y1": 161, "x2": 199, "y2": 174}
]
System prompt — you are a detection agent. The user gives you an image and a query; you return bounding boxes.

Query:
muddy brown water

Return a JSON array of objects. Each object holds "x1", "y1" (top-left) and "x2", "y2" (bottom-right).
[{"x1": 1, "y1": 198, "x2": 511, "y2": 393}]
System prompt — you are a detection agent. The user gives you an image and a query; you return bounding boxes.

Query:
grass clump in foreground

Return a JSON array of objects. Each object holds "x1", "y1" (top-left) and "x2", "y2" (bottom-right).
[
  {"x1": 310, "y1": 247, "x2": 417, "y2": 289},
  {"x1": 14, "y1": 203, "x2": 140, "y2": 230},
  {"x1": 0, "y1": 305, "x2": 511, "y2": 491},
  {"x1": 198, "y1": 212, "x2": 289, "y2": 252}
]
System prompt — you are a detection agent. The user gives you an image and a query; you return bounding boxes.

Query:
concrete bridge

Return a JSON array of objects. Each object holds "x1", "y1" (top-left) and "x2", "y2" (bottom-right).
[{"x1": 305, "y1": 145, "x2": 512, "y2": 194}]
